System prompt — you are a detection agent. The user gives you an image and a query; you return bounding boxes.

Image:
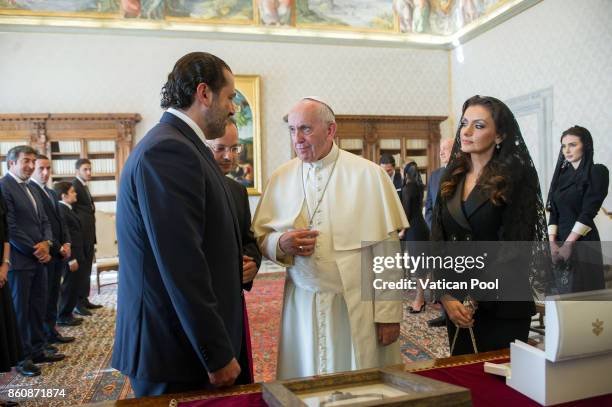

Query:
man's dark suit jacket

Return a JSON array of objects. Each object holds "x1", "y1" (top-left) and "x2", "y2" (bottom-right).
[
  {"x1": 0, "y1": 175, "x2": 52, "y2": 270},
  {"x1": 425, "y1": 167, "x2": 444, "y2": 230},
  {"x1": 112, "y1": 112, "x2": 244, "y2": 384},
  {"x1": 31, "y1": 183, "x2": 70, "y2": 258},
  {"x1": 58, "y1": 203, "x2": 84, "y2": 264},
  {"x1": 71, "y1": 178, "x2": 96, "y2": 246},
  {"x1": 392, "y1": 170, "x2": 402, "y2": 197},
  {"x1": 224, "y1": 177, "x2": 261, "y2": 292}
]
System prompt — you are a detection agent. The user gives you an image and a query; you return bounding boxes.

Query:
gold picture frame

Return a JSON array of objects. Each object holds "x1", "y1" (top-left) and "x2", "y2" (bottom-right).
[
  {"x1": 262, "y1": 367, "x2": 471, "y2": 406},
  {"x1": 231, "y1": 75, "x2": 262, "y2": 196}
]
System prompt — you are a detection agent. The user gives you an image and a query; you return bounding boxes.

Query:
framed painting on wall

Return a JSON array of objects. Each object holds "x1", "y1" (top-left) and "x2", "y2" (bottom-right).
[{"x1": 230, "y1": 75, "x2": 262, "y2": 196}]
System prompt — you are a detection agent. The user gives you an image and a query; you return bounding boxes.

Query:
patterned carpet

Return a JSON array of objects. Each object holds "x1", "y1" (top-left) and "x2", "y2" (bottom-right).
[{"x1": 0, "y1": 272, "x2": 449, "y2": 405}]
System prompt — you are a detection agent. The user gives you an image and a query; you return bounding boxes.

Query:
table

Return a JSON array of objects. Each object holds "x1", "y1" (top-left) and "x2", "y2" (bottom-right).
[{"x1": 87, "y1": 350, "x2": 611, "y2": 406}]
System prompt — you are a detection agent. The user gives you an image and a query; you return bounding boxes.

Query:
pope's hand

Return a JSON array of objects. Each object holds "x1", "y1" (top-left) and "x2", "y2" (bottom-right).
[
  {"x1": 279, "y1": 229, "x2": 319, "y2": 257},
  {"x1": 208, "y1": 358, "x2": 241, "y2": 387},
  {"x1": 376, "y1": 322, "x2": 400, "y2": 346}
]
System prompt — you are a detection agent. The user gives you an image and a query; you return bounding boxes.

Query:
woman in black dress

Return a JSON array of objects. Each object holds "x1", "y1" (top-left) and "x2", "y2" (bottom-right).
[
  {"x1": 431, "y1": 95, "x2": 546, "y2": 355},
  {"x1": 399, "y1": 161, "x2": 430, "y2": 313},
  {"x1": 547, "y1": 125, "x2": 609, "y2": 293},
  {"x1": 1, "y1": 193, "x2": 23, "y2": 376}
]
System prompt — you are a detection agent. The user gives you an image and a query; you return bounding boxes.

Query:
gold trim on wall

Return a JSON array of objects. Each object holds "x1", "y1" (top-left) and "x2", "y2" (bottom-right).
[{"x1": 234, "y1": 75, "x2": 262, "y2": 196}]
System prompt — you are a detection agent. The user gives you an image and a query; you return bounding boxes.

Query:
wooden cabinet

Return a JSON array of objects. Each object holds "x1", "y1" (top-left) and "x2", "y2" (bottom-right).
[
  {"x1": 0, "y1": 113, "x2": 141, "y2": 212},
  {"x1": 334, "y1": 115, "x2": 447, "y2": 185}
]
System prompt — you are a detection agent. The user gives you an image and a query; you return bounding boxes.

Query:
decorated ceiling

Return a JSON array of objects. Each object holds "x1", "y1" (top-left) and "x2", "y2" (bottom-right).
[{"x1": 0, "y1": 0, "x2": 539, "y2": 44}]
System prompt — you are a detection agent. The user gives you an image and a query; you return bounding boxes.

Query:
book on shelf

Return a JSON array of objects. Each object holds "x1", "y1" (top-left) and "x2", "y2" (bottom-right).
[
  {"x1": 90, "y1": 158, "x2": 116, "y2": 174},
  {"x1": 88, "y1": 180, "x2": 117, "y2": 196},
  {"x1": 88, "y1": 140, "x2": 115, "y2": 153},
  {"x1": 0, "y1": 141, "x2": 27, "y2": 155},
  {"x1": 57, "y1": 141, "x2": 81, "y2": 153},
  {"x1": 52, "y1": 159, "x2": 77, "y2": 176},
  {"x1": 379, "y1": 139, "x2": 401, "y2": 150},
  {"x1": 405, "y1": 139, "x2": 428, "y2": 149}
]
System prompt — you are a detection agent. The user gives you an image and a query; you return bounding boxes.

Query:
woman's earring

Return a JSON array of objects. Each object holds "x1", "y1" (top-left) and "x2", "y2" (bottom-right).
[{"x1": 495, "y1": 143, "x2": 501, "y2": 150}]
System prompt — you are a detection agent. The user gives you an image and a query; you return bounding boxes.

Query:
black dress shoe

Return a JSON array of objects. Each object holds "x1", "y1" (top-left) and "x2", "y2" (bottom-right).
[
  {"x1": 0, "y1": 400, "x2": 20, "y2": 406},
  {"x1": 57, "y1": 316, "x2": 83, "y2": 326},
  {"x1": 32, "y1": 351, "x2": 65, "y2": 363},
  {"x1": 74, "y1": 306, "x2": 92, "y2": 316},
  {"x1": 49, "y1": 334, "x2": 76, "y2": 344},
  {"x1": 427, "y1": 315, "x2": 447, "y2": 327},
  {"x1": 45, "y1": 344, "x2": 59, "y2": 353},
  {"x1": 81, "y1": 299, "x2": 103, "y2": 309},
  {"x1": 16, "y1": 360, "x2": 41, "y2": 377}
]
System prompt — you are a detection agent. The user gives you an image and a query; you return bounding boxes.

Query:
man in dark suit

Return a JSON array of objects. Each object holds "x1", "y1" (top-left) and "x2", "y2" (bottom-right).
[
  {"x1": 53, "y1": 182, "x2": 85, "y2": 327},
  {"x1": 424, "y1": 138, "x2": 454, "y2": 230},
  {"x1": 379, "y1": 154, "x2": 402, "y2": 197},
  {"x1": 424, "y1": 137, "x2": 454, "y2": 327},
  {"x1": 112, "y1": 52, "x2": 243, "y2": 397},
  {"x1": 30, "y1": 155, "x2": 76, "y2": 345},
  {"x1": 1, "y1": 146, "x2": 65, "y2": 377},
  {"x1": 71, "y1": 158, "x2": 102, "y2": 314},
  {"x1": 208, "y1": 119, "x2": 262, "y2": 384}
]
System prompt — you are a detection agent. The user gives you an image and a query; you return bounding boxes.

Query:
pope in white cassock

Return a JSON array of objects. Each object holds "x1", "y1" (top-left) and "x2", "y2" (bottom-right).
[{"x1": 252, "y1": 97, "x2": 409, "y2": 379}]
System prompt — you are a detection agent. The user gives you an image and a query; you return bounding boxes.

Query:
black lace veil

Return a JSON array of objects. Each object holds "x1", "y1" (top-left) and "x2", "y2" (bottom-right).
[
  {"x1": 431, "y1": 95, "x2": 550, "y2": 297},
  {"x1": 547, "y1": 125, "x2": 595, "y2": 210}
]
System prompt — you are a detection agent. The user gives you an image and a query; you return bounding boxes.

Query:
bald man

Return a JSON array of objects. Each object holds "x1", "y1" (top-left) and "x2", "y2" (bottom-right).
[{"x1": 252, "y1": 98, "x2": 408, "y2": 379}]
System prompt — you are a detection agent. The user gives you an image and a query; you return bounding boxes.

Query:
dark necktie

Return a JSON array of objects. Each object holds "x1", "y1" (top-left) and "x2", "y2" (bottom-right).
[
  {"x1": 43, "y1": 186, "x2": 57, "y2": 209},
  {"x1": 84, "y1": 184, "x2": 95, "y2": 212},
  {"x1": 20, "y1": 182, "x2": 38, "y2": 214}
]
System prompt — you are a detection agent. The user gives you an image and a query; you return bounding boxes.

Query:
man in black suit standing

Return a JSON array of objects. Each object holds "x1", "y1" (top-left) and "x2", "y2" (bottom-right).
[
  {"x1": 208, "y1": 119, "x2": 262, "y2": 384},
  {"x1": 72, "y1": 158, "x2": 102, "y2": 315},
  {"x1": 53, "y1": 182, "x2": 85, "y2": 327},
  {"x1": 379, "y1": 154, "x2": 402, "y2": 197},
  {"x1": 424, "y1": 137, "x2": 454, "y2": 327},
  {"x1": 30, "y1": 155, "x2": 75, "y2": 345},
  {"x1": 1, "y1": 146, "x2": 65, "y2": 377},
  {"x1": 112, "y1": 52, "x2": 243, "y2": 397}
]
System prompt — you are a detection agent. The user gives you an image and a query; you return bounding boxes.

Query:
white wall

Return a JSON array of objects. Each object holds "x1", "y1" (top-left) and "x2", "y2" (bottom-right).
[
  {"x1": 0, "y1": 31, "x2": 450, "y2": 183},
  {"x1": 451, "y1": 0, "x2": 612, "y2": 210}
]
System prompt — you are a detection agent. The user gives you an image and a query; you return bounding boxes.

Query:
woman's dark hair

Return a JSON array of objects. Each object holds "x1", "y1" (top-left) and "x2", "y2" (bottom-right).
[
  {"x1": 53, "y1": 181, "x2": 73, "y2": 198},
  {"x1": 403, "y1": 161, "x2": 425, "y2": 204},
  {"x1": 547, "y1": 125, "x2": 595, "y2": 209},
  {"x1": 440, "y1": 95, "x2": 517, "y2": 205},
  {"x1": 160, "y1": 52, "x2": 231, "y2": 109}
]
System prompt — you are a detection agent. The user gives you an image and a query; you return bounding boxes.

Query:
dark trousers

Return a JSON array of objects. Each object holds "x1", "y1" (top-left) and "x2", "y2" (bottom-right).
[
  {"x1": 446, "y1": 314, "x2": 531, "y2": 356},
  {"x1": 43, "y1": 258, "x2": 63, "y2": 339},
  {"x1": 78, "y1": 242, "x2": 94, "y2": 303},
  {"x1": 58, "y1": 258, "x2": 82, "y2": 319},
  {"x1": 8, "y1": 265, "x2": 48, "y2": 360},
  {"x1": 129, "y1": 377, "x2": 212, "y2": 398}
]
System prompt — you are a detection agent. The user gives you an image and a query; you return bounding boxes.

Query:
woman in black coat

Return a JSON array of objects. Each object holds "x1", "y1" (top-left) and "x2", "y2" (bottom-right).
[
  {"x1": 0, "y1": 193, "x2": 23, "y2": 374},
  {"x1": 400, "y1": 161, "x2": 430, "y2": 313},
  {"x1": 547, "y1": 125, "x2": 609, "y2": 293},
  {"x1": 431, "y1": 95, "x2": 546, "y2": 356}
]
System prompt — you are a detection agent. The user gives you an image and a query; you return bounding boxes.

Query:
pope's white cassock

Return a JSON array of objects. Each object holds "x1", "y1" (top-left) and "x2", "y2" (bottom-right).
[{"x1": 252, "y1": 143, "x2": 409, "y2": 379}]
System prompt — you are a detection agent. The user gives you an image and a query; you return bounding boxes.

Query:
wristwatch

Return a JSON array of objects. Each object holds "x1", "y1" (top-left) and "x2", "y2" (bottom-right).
[
  {"x1": 2, "y1": 259, "x2": 10, "y2": 266},
  {"x1": 47, "y1": 240, "x2": 54, "y2": 248}
]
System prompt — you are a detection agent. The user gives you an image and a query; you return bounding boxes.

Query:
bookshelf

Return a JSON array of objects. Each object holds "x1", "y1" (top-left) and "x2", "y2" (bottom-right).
[
  {"x1": 0, "y1": 113, "x2": 141, "y2": 212},
  {"x1": 334, "y1": 115, "x2": 447, "y2": 186}
]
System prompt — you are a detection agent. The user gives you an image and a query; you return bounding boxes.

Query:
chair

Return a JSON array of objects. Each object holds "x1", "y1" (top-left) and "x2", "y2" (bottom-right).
[{"x1": 94, "y1": 210, "x2": 118, "y2": 293}]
